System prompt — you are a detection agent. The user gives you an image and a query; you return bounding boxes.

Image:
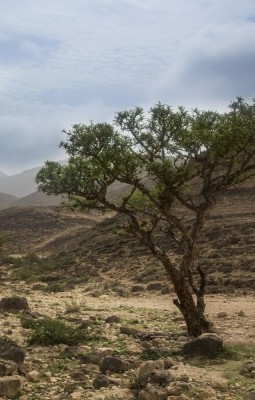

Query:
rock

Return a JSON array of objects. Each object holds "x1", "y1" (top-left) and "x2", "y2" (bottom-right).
[
  {"x1": 0, "y1": 359, "x2": 17, "y2": 377},
  {"x1": 243, "y1": 393, "x2": 255, "y2": 400},
  {"x1": 126, "y1": 344, "x2": 142, "y2": 355},
  {"x1": 149, "y1": 369, "x2": 174, "y2": 384},
  {"x1": 105, "y1": 315, "x2": 121, "y2": 324},
  {"x1": 99, "y1": 356, "x2": 130, "y2": 373},
  {"x1": 161, "y1": 287, "x2": 171, "y2": 294},
  {"x1": 131, "y1": 285, "x2": 144, "y2": 293},
  {"x1": 93, "y1": 374, "x2": 110, "y2": 390},
  {"x1": 70, "y1": 371, "x2": 87, "y2": 381},
  {"x1": 70, "y1": 391, "x2": 83, "y2": 400},
  {"x1": 139, "y1": 360, "x2": 165, "y2": 381},
  {"x1": 147, "y1": 283, "x2": 163, "y2": 291},
  {"x1": 0, "y1": 297, "x2": 29, "y2": 313},
  {"x1": 241, "y1": 362, "x2": 255, "y2": 376},
  {"x1": 80, "y1": 348, "x2": 114, "y2": 365},
  {"x1": 21, "y1": 310, "x2": 43, "y2": 320},
  {"x1": 61, "y1": 346, "x2": 81, "y2": 357},
  {"x1": 0, "y1": 337, "x2": 25, "y2": 365},
  {"x1": 0, "y1": 376, "x2": 22, "y2": 398},
  {"x1": 120, "y1": 326, "x2": 142, "y2": 336},
  {"x1": 26, "y1": 370, "x2": 41, "y2": 382},
  {"x1": 182, "y1": 334, "x2": 223, "y2": 358},
  {"x1": 237, "y1": 310, "x2": 246, "y2": 317},
  {"x1": 164, "y1": 357, "x2": 175, "y2": 369},
  {"x1": 208, "y1": 376, "x2": 228, "y2": 391},
  {"x1": 93, "y1": 373, "x2": 120, "y2": 390},
  {"x1": 217, "y1": 312, "x2": 228, "y2": 318},
  {"x1": 166, "y1": 395, "x2": 189, "y2": 400},
  {"x1": 167, "y1": 382, "x2": 190, "y2": 396},
  {"x1": 138, "y1": 386, "x2": 168, "y2": 400}
]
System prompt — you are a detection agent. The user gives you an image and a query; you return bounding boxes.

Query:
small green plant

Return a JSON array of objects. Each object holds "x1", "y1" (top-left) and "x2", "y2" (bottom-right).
[
  {"x1": 219, "y1": 344, "x2": 255, "y2": 361},
  {"x1": 65, "y1": 298, "x2": 81, "y2": 314},
  {"x1": 22, "y1": 318, "x2": 88, "y2": 346},
  {"x1": 0, "y1": 233, "x2": 8, "y2": 246},
  {"x1": 140, "y1": 348, "x2": 165, "y2": 360},
  {"x1": 43, "y1": 282, "x2": 65, "y2": 292}
]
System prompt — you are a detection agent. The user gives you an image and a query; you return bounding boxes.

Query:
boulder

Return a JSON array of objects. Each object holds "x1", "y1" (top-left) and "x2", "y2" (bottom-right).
[
  {"x1": 0, "y1": 376, "x2": 22, "y2": 398},
  {"x1": 182, "y1": 333, "x2": 223, "y2": 358},
  {"x1": 243, "y1": 393, "x2": 255, "y2": 400},
  {"x1": 167, "y1": 382, "x2": 191, "y2": 396},
  {"x1": 0, "y1": 337, "x2": 25, "y2": 365},
  {"x1": 149, "y1": 369, "x2": 174, "y2": 384},
  {"x1": 120, "y1": 326, "x2": 142, "y2": 336},
  {"x1": 61, "y1": 346, "x2": 81, "y2": 357},
  {"x1": 99, "y1": 356, "x2": 130, "y2": 373},
  {"x1": 139, "y1": 360, "x2": 164, "y2": 382},
  {"x1": 0, "y1": 297, "x2": 29, "y2": 313},
  {"x1": 147, "y1": 283, "x2": 163, "y2": 291},
  {"x1": 80, "y1": 348, "x2": 114, "y2": 365},
  {"x1": 70, "y1": 371, "x2": 87, "y2": 382},
  {"x1": 138, "y1": 386, "x2": 168, "y2": 400},
  {"x1": 93, "y1": 374, "x2": 110, "y2": 390},
  {"x1": 105, "y1": 315, "x2": 121, "y2": 324},
  {"x1": 0, "y1": 359, "x2": 17, "y2": 377},
  {"x1": 26, "y1": 370, "x2": 41, "y2": 382},
  {"x1": 131, "y1": 285, "x2": 144, "y2": 293}
]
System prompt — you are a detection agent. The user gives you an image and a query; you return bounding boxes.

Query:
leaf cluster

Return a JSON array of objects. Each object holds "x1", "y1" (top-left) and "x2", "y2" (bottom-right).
[{"x1": 22, "y1": 317, "x2": 88, "y2": 346}]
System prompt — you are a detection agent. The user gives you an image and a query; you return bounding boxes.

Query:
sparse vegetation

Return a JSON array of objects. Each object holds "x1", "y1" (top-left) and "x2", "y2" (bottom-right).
[
  {"x1": 22, "y1": 317, "x2": 88, "y2": 346},
  {"x1": 65, "y1": 297, "x2": 81, "y2": 314}
]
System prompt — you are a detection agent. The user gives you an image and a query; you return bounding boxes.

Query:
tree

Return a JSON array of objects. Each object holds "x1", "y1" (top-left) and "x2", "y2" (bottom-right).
[{"x1": 36, "y1": 97, "x2": 255, "y2": 337}]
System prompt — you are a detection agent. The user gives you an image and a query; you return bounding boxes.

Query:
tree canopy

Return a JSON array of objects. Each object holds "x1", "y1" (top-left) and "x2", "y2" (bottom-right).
[{"x1": 36, "y1": 97, "x2": 255, "y2": 336}]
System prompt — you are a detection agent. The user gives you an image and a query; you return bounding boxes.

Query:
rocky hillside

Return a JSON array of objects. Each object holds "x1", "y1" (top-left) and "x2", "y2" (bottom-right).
[
  {"x1": 0, "y1": 178, "x2": 254, "y2": 294},
  {"x1": 0, "y1": 207, "x2": 98, "y2": 254}
]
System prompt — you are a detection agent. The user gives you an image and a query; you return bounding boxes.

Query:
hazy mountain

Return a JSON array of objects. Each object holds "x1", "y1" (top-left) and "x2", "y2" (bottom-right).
[
  {"x1": 0, "y1": 160, "x2": 67, "y2": 198},
  {"x1": 0, "y1": 167, "x2": 41, "y2": 198},
  {"x1": 13, "y1": 191, "x2": 62, "y2": 207},
  {"x1": 0, "y1": 193, "x2": 17, "y2": 210}
]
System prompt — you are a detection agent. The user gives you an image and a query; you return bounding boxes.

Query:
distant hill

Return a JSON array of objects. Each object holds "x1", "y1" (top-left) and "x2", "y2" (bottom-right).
[
  {"x1": 13, "y1": 191, "x2": 62, "y2": 208},
  {"x1": 0, "y1": 160, "x2": 132, "y2": 209},
  {"x1": 0, "y1": 167, "x2": 40, "y2": 198},
  {"x1": 0, "y1": 193, "x2": 17, "y2": 210},
  {"x1": 0, "y1": 160, "x2": 67, "y2": 198}
]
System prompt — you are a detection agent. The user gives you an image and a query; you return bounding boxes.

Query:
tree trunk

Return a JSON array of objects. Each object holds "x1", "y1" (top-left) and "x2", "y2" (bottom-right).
[
  {"x1": 172, "y1": 274, "x2": 212, "y2": 336},
  {"x1": 146, "y1": 237, "x2": 213, "y2": 337}
]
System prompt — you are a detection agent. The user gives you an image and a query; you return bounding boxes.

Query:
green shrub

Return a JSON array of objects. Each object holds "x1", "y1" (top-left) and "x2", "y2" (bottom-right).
[
  {"x1": 140, "y1": 348, "x2": 165, "y2": 360},
  {"x1": 65, "y1": 298, "x2": 81, "y2": 314},
  {"x1": 22, "y1": 318, "x2": 87, "y2": 346}
]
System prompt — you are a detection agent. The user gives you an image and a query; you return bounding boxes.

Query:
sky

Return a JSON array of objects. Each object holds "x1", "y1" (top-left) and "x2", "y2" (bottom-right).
[{"x1": 0, "y1": 0, "x2": 255, "y2": 175}]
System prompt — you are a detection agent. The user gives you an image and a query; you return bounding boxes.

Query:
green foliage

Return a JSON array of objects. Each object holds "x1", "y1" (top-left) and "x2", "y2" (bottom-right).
[
  {"x1": 36, "y1": 98, "x2": 255, "y2": 336},
  {"x1": 65, "y1": 298, "x2": 81, "y2": 314},
  {"x1": 0, "y1": 233, "x2": 8, "y2": 247},
  {"x1": 9, "y1": 253, "x2": 56, "y2": 282},
  {"x1": 22, "y1": 317, "x2": 88, "y2": 346},
  {"x1": 36, "y1": 98, "x2": 255, "y2": 216},
  {"x1": 140, "y1": 348, "x2": 165, "y2": 360},
  {"x1": 219, "y1": 343, "x2": 255, "y2": 361}
]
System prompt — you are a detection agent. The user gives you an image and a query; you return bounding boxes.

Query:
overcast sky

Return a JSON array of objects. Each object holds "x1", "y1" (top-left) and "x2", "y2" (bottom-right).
[{"x1": 1, "y1": 0, "x2": 255, "y2": 174}]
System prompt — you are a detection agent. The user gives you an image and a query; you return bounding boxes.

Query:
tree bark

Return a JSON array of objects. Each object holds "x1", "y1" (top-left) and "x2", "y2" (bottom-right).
[
  {"x1": 146, "y1": 238, "x2": 212, "y2": 337},
  {"x1": 171, "y1": 274, "x2": 212, "y2": 336}
]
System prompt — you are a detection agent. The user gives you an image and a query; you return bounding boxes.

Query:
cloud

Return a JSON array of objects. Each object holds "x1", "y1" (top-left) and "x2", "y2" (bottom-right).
[
  {"x1": 150, "y1": 19, "x2": 255, "y2": 109},
  {"x1": 0, "y1": 0, "x2": 255, "y2": 173}
]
